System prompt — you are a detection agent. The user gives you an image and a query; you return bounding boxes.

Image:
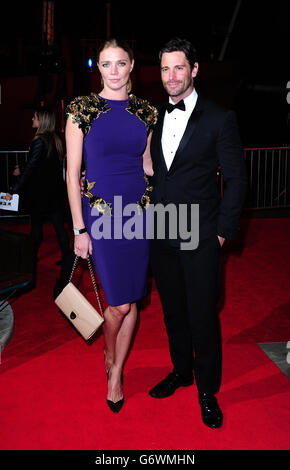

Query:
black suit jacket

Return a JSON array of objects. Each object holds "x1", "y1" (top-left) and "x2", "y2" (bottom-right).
[{"x1": 150, "y1": 95, "x2": 248, "y2": 244}]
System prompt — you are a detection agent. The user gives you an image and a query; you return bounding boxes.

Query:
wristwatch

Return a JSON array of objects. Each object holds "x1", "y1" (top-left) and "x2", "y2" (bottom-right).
[{"x1": 73, "y1": 227, "x2": 87, "y2": 235}]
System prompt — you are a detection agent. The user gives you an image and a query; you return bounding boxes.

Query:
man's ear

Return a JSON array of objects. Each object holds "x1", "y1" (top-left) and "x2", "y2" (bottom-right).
[{"x1": 192, "y1": 62, "x2": 199, "y2": 79}]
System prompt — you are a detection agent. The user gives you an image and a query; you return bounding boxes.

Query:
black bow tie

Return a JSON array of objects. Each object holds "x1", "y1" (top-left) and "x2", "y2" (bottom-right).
[{"x1": 165, "y1": 100, "x2": 186, "y2": 113}]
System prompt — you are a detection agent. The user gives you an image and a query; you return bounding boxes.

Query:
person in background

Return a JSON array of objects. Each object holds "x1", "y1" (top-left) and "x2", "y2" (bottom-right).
[{"x1": 6, "y1": 108, "x2": 71, "y2": 266}]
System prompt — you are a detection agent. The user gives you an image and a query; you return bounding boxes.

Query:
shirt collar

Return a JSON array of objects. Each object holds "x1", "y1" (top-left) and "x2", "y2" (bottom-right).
[{"x1": 169, "y1": 88, "x2": 198, "y2": 111}]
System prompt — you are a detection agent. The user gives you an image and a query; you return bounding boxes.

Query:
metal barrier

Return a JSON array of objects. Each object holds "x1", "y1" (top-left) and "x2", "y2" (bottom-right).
[
  {"x1": 1, "y1": 147, "x2": 290, "y2": 212},
  {"x1": 243, "y1": 147, "x2": 290, "y2": 209},
  {"x1": 0, "y1": 151, "x2": 29, "y2": 194}
]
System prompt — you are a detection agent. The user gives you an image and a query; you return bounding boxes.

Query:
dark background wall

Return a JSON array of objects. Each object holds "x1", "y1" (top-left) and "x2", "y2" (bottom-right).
[{"x1": 0, "y1": 0, "x2": 289, "y2": 149}]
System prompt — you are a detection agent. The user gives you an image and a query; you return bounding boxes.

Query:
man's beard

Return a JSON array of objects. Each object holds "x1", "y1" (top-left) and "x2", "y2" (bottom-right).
[{"x1": 164, "y1": 78, "x2": 193, "y2": 98}]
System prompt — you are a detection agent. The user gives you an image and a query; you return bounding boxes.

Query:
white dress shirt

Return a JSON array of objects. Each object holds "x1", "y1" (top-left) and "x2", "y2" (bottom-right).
[{"x1": 162, "y1": 89, "x2": 198, "y2": 170}]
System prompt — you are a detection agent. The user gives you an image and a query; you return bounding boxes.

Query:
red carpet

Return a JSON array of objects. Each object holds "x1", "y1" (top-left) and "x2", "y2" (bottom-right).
[{"x1": 0, "y1": 217, "x2": 289, "y2": 450}]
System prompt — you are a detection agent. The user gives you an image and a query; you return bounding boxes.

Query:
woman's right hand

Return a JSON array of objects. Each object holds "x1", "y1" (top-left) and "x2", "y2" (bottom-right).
[{"x1": 74, "y1": 232, "x2": 93, "y2": 259}]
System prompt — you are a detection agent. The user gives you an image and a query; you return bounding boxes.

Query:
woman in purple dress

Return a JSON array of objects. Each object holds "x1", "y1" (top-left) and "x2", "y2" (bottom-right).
[{"x1": 65, "y1": 39, "x2": 157, "y2": 413}]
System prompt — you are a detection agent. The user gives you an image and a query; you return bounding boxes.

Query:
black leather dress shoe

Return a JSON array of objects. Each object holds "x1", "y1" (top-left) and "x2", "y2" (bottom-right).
[
  {"x1": 199, "y1": 393, "x2": 223, "y2": 429},
  {"x1": 149, "y1": 372, "x2": 194, "y2": 398}
]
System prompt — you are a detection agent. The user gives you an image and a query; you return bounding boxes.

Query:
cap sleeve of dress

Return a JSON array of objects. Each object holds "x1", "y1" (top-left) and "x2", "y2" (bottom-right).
[
  {"x1": 127, "y1": 95, "x2": 158, "y2": 135},
  {"x1": 66, "y1": 95, "x2": 87, "y2": 134}
]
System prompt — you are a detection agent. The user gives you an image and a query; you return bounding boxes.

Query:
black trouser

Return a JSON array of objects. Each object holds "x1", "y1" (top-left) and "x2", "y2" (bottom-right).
[
  {"x1": 30, "y1": 208, "x2": 70, "y2": 259},
  {"x1": 150, "y1": 235, "x2": 222, "y2": 394}
]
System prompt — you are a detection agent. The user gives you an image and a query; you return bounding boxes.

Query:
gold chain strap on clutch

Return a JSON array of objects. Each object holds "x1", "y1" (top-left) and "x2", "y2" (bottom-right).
[{"x1": 69, "y1": 255, "x2": 104, "y2": 317}]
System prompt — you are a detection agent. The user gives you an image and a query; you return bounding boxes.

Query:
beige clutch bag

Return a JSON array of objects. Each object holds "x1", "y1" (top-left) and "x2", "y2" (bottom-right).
[{"x1": 55, "y1": 255, "x2": 104, "y2": 341}]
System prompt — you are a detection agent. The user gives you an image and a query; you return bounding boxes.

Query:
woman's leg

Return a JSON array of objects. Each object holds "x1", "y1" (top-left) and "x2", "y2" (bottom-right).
[{"x1": 104, "y1": 302, "x2": 138, "y2": 403}]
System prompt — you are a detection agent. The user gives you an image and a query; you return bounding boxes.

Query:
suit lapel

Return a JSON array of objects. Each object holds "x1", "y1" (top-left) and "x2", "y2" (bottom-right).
[
  {"x1": 168, "y1": 95, "x2": 204, "y2": 174},
  {"x1": 153, "y1": 104, "x2": 167, "y2": 172}
]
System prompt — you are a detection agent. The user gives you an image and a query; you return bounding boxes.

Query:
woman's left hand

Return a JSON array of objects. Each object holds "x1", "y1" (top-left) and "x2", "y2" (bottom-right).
[{"x1": 74, "y1": 232, "x2": 93, "y2": 259}]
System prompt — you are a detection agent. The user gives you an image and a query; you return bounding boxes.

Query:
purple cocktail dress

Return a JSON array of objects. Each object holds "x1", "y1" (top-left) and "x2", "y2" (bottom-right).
[{"x1": 67, "y1": 93, "x2": 157, "y2": 306}]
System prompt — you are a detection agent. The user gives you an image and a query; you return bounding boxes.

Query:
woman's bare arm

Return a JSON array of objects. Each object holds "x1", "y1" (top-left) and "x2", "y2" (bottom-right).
[
  {"x1": 143, "y1": 131, "x2": 154, "y2": 176},
  {"x1": 65, "y1": 117, "x2": 92, "y2": 258}
]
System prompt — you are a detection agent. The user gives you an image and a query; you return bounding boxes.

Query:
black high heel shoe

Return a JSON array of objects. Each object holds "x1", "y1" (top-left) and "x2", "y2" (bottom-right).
[
  {"x1": 107, "y1": 397, "x2": 124, "y2": 414},
  {"x1": 106, "y1": 368, "x2": 124, "y2": 414}
]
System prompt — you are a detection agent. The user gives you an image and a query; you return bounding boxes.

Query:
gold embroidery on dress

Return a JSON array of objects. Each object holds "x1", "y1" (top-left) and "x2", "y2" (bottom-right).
[
  {"x1": 66, "y1": 94, "x2": 111, "y2": 137},
  {"x1": 84, "y1": 180, "x2": 113, "y2": 216},
  {"x1": 66, "y1": 93, "x2": 157, "y2": 137},
  {"x1": 137, "y1": 174, "x2": 153, "y2": 214},
  {"x1": 84, "y1": 175, "x2": 152, "y2": 216},
  {"x1": 126, "y1": 94, "x2": 158, "y2": 134}
]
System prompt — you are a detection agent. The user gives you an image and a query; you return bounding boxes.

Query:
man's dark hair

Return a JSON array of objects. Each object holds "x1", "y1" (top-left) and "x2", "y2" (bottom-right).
[{"x1": 159, "y1": 38, "x2": 198, "y2": 70}]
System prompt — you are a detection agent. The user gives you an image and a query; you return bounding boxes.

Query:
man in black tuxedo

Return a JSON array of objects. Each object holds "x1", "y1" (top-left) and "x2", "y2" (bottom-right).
[{"x1": 148, "y1": 38, "x2": 248, "y2": 429}]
